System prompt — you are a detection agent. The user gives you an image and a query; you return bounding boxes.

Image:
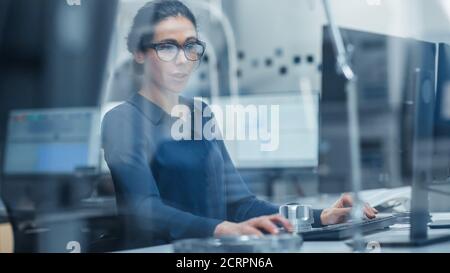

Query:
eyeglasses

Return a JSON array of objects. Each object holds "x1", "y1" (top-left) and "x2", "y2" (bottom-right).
[{"x1": 144, "y1": 40, "x2": 206, "y2": 62}]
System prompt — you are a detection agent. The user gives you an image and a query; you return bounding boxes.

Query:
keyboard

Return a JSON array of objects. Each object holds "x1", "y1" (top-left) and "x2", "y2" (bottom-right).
[{"x1": 297, "y1": 215, "x2": 398, "y2": 241}]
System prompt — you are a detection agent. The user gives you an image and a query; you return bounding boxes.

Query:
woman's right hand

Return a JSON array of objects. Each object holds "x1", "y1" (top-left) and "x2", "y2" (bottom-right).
[{"x1": 214, "y1": 214, "x2": 293, "y2": 237}]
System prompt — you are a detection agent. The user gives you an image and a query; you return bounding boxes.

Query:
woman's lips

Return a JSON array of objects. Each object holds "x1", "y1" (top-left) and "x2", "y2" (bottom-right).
[{"x1": 171, "y1": 73, "x2": 189, "y2": 80}]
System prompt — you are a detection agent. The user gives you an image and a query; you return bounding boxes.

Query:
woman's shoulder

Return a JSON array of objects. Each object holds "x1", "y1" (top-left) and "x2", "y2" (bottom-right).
[{"x1": 102, "y1": 100, "x2": 145, "y2": 127}]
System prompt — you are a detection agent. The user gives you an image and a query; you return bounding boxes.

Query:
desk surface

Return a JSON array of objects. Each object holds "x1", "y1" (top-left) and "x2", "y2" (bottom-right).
[{"x1": 118, "y1": 213, "x2": 450, "y2": 253}]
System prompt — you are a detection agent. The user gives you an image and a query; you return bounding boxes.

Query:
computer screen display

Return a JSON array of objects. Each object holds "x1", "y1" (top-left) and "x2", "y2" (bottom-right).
[
  {"x1": 3, "y1": 108, "x2": 101, "y2": 175},
  {"x1": 212, "y1": 93, "x2": 319, "y2": 170},
  {"x1": 320, "y1": 26, "x2": 436, "y2": 193},
  {"x1": 432, "y1": 43, "x2": 450, "y2": 182}
]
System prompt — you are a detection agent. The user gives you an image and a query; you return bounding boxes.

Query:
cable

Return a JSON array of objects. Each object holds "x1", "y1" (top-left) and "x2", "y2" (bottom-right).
[
  {"x1": 321, "y1": 0, "x2": 355, "y2": 81},
  {"x1": 321, "y1": 0, "x2": 365, "y2": 252}
]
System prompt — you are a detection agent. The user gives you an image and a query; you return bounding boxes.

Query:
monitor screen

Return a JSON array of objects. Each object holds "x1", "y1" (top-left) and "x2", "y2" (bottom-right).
[
  {"x1": 212, "y1": 93, "x2": 319, "y2": 170},
  {"x1": 435, "y1": 43, "x2": 450, "y2": 131},
  {"x1": 320, "y1": 26, "x2": 436, "y2": 193},
  {"x1": 3, "y1": 108, "x2": 101, "y2": 175},
  {"x1": 432, "y1": 43, "x2": 450, "y2": 181}
]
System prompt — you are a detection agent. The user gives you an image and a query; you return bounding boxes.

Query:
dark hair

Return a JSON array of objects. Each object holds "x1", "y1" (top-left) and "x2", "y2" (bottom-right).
[{"x1": 127, "y1": 0, "x2": 198, "y2": 55}]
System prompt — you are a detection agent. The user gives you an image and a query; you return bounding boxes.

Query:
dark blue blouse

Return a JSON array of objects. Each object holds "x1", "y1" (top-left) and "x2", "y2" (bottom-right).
[{"x1": 101, "y1": 93, "x2": 322, "y2": 246}]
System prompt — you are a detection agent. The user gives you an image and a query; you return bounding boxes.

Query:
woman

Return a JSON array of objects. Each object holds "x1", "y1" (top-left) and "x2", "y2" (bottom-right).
[{"x1": 102, "y1": 0, "x2": 377, "y2": 247}]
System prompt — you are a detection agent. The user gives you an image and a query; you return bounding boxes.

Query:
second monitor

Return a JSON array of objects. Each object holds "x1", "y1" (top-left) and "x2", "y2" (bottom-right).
[
  {"x1": 3, "y1": 108, "x2": 101, "y2": 176},
  {"x1": 320, "y1": 26, "x2": 437, "y2": 193}
]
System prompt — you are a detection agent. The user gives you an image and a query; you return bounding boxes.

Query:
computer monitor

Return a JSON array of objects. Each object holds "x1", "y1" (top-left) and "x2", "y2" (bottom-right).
[
  {"x1": 3, "y1": 108, "x2": 101, "y2": 176},
  {"x1": 374, "y1": 43, "x2": 450, "y2": 246},
  {"x1": 319, "y1": 26, "x2": 437, "y2": 194},
  {"x1": 321, "y1": 26, "x2": 450, "y2": 245},
  {"x1": 211, "y1": 93, "x2": 319, "y2": 170},
  {"x1": 432, "y1": 43, "x2": 450, "y2": 182},
  {"x1": 405, "y1": 46, "x2": 436, "y2": 243}
]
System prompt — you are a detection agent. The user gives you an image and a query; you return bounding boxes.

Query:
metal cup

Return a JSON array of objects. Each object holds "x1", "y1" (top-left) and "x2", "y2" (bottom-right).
[{"x1": 279, "y1": 203, "x2": 314, "y2": 233}]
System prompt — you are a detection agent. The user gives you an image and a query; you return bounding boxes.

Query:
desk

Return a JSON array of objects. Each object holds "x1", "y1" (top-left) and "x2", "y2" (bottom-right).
[
  {"x1": 3, "y1": 197, "x2": 118, "y2": 253},
  {"x1": 0, "y1": 202, "x2": 13, "y2": 253},
  {"x1": 118, "y1": 213, "x2": 450, "y2": 253},
  {"x1": 0, "y1": 222, "x2": 13, "y2": 253}
]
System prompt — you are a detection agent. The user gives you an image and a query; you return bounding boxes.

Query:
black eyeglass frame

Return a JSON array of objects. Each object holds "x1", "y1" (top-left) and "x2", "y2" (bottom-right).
[{"x1": 143, "y1": 39, "x2": 206, "y2": 62}]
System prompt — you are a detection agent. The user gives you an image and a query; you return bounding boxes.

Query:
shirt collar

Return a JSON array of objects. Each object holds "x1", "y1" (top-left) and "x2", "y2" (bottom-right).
[{"x1": 127, "y1": 93, "x2": 194, "y2": 125}]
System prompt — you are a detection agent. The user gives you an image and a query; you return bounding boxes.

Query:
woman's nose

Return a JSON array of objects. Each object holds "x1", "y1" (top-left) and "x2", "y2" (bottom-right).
[{"x1": 174, "y1": 49, "x2": 189, "y2": 65}]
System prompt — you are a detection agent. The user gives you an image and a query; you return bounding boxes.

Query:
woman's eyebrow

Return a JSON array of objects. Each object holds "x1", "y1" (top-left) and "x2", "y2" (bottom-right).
[
  {"x1": 185, "y1": 37, "x2": 197, "y2": 42},
  {"x1": 154, "y1": 37, "x2": 198, "y2": 44},
  {"x1": 155, "y1": 38, "x2": 178, "y2": 44}
]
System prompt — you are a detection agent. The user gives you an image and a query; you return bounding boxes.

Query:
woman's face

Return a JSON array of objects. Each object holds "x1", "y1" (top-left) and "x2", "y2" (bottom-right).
[{"x1": 136, "y1": 16, "x2": 199, "y2": 94}]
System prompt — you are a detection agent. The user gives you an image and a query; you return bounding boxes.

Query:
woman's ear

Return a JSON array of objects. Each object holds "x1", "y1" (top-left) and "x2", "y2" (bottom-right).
[{"x1": 134, "y1": 52, "x2": 146, "y2": 64}]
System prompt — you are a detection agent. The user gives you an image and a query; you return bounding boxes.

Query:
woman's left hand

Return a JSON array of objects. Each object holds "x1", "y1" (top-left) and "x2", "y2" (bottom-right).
[{"x1": 320, "y1": 194, "x2": 379, "y2": 225}]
